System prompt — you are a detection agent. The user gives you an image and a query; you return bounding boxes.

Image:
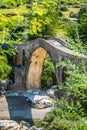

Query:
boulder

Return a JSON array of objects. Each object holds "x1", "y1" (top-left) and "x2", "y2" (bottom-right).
[
  {"x1": 0, "y1": 80, "x2": 9, "y2": 89},
  {"x1": 0, "y1": 120, "x2": 19, "y2": 130},
  {"x1": 20, "y1": 120, "x2": 31, "y2": 129},
  {"x1": 46, "y1": 89, "x2": 55, "y2": 98},
  {"x1": 46, "y1": 88, "x2": 58, "y2": 98},
  {"x1": 0, "y1": 89, "x2": 6, "y2": 95},
  {"x1": 26, "y1": 89, "x2": 44, "y2": 95},
  {"x1": 26, "y1": 89, "x2": 33, "y2": 93},
  {"x1": 32, "y1": 89, "x2": 41, "y2": 95},
  {"x1": 26, "y1": 94, "x2": 53, "y2": 109},
  {"x1": 46, "y1": 87, "x2": 66, "y2": 99},
  {"x1": 0, "y1": 120, "x2": 30, "y2": 130},
  {"x1": 30, "y1": 125, "x2": 43, "y2": 130}
]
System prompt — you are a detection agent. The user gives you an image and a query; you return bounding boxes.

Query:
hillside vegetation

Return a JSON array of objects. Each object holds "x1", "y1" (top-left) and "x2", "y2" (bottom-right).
[{"x1": 0, "y1": 1, "x2": 87, "y2": 129}]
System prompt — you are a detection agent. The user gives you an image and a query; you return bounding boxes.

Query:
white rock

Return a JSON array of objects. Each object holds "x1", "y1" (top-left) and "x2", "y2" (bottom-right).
[
  {"x1": 29, "y1": 95, "x2": 50, "y2": 102},
  {"x1": 29, "y1": 126, "x2": 43, "y2": 130},
  {"x1": 20, "y1": 120, "x2": 30, "y2": 126},
  {"x1": 0, "y1": 120, "x2": 29, "y2": 130},
  {"x1": 27, "y1": 94, "x2": 53, "y2": 109},
  {"x1": 46, "y1": 89, "x2": 55, "y2": 98},
  {"x1": 46, "y1": 87, "x2": 59, "y2": 98},
  {"x1": 33, "y1": 89, "x2": 41, "y2": 95},
  {"x1": 0, "y1": 120, "x2": 19, "y2": 130},
  {"x1": 26, "y1": 89, "x2": 33, "y2": 93}
]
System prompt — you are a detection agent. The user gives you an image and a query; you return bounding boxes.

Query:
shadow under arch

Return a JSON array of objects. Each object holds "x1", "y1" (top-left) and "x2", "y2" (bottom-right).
[
  {"x1": 22, "y1": 49, "x2": 26, "y2": 66},
  {"x1": 26, "y1": 46, "x2": 57, "y2": 89},
  {"x1": 14, "y1": 52, "x2": 21, "y2": 67}
]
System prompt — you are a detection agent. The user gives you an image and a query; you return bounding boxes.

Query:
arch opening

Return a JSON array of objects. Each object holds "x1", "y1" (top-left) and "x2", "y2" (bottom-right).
[
  {"x1": 26, "y1": 47, "x2": 57, "y2": 89},
  {"x1": 41, "y1": 55, "x2": 57, "y2": 88}
]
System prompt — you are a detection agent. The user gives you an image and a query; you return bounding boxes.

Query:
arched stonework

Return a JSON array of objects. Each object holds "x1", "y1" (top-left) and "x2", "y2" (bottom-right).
[
  {"x1": 14, "y1": 38, "x2": 87, "y2": 90},
  {"x1": 26, "y1": 47, "x2": 47, "y2": 89}
]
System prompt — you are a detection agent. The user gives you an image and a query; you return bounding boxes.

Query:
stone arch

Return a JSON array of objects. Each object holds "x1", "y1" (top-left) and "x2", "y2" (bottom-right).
[
  {"x1": 26, "y1": 47, "x2": 57, "y2": 89},
  {"x1": 14, "y1": 38, "x2": 87, "y2": 91}
]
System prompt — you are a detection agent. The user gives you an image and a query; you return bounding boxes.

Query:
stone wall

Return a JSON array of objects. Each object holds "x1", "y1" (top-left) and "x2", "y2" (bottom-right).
[{"x1": 14, "y1": 67, "x2": 25, "y2": 91}]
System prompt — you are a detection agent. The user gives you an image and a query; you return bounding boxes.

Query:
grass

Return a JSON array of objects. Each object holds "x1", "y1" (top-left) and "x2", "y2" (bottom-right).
[
  {"x1": 56, "y1": 29, "x2": 67, "y2": 39},
  {"x1": 0, "y1": 5, "x2": 29, "y2": 15}
]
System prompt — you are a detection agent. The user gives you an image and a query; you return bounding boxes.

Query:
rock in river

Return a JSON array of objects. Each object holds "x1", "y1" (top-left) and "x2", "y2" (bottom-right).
[{"x1": 26, "y1": 94, "x2": 53, "y2": 109}]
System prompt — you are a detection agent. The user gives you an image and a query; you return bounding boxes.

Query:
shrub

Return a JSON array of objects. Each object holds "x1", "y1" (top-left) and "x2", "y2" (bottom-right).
[
  {"x1": 0, "y1": 55, "x2": 11, "y2": 81},
  {"x1": 41, "y1": 55, "x2": 57, "y2": 88},
  {"x1": 43, "y1": 99, "x2": 87, "y2": 130},
  {"x1": 60, "y1": 6, "x2": 68, "y2": 11},
  {"x1": 69, "y1": 11, "x2": 78, "y2": 18},
  {"x1": 71, "y1": 122, "x2": 87, "y2": 130}
]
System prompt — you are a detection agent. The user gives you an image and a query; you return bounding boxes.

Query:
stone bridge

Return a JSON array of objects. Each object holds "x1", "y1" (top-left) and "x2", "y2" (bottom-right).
[{"x1": 14, "y1": 38, "x2": 87, "y2": 90}]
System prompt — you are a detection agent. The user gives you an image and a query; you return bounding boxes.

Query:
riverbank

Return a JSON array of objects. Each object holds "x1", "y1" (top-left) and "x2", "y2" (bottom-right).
[{"x1": 0, "y1": 90, "x2": 54, "y2": 121}]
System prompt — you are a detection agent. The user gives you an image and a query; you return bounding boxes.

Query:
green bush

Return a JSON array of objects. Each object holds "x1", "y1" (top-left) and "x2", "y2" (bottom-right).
[
  {"x1": 57, "y1": 59, "x2": 87, "y2": 114},
  {"x1": 62, "y1": 60, "x2": 87, "y2": 115},
  {"x1": 66, "y1": 36, "x2": 86, "y2": 55},
  {"x1": 41, "y1": 55, "x2": 57, "y2": 88},
  {"x1": 71, "y1": 124, "x2": 87, "y2": 130},
  {"x1": 69, "y1": 11, "x2": 78, "y2": 18},
  {"x1": 43, "y1": 99, "x2": 87, "y2": 130},
  {"x1": 60, "y1": 6, "x2": 68, "y2": 11},
  {"x1": 67, "y1": 6, "x2": 87, "y2": 45},
  {"x1": 0, "y1": 55, "x2": 11, "y2": 81}
]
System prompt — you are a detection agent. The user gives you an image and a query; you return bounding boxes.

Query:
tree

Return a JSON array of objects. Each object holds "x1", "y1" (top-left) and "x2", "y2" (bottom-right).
[
  {"x1": 0, "y1": 0, "x2": 61, "y2": 81},
  {"x1": 0, "y1": 55, "x2": 11, "y2": 81},
  {"x1": 79, "y1": 10, "x2": 87, "y2": 42}
]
